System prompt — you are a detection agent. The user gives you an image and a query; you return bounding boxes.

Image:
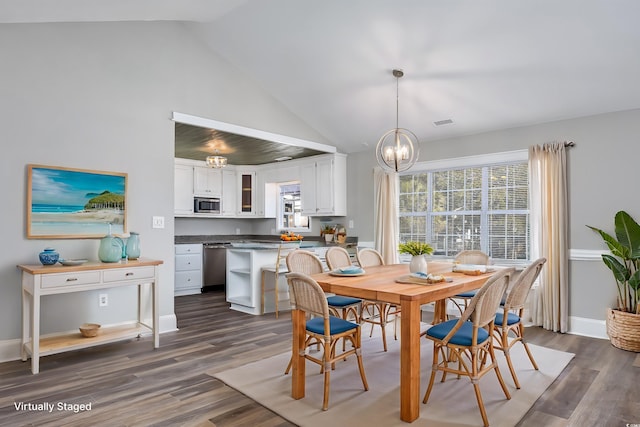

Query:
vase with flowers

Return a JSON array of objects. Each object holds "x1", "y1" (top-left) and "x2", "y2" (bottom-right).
[{"x1": 398, "y1": 241, "x2": 434, "y2": 274}]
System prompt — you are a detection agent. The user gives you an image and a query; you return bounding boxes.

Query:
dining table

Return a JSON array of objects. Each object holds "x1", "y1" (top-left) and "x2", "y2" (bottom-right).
[{"x1": 289, "y1": 261, "x2": 496, "y2": 423}]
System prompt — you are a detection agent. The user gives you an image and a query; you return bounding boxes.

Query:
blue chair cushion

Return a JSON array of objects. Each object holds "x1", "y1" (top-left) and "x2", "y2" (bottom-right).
[
  {"x1": 306, "y1": 316, "x2": 358, "y2": 335},
  {"x1": 327, "y1": 295, "x2": 362, "y2": 307},
  {"x1": 425, "y1": 319, "x2": 489, "y2": 346},
  {"x1": 494, "y1": 311, "x2": 520, "y2": 326},
  {"x1": 454, "y1": 290, "x2": 477, "y2": 298}
]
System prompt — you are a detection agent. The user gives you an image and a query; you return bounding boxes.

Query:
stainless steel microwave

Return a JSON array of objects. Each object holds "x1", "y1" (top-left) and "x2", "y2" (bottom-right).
[{"x1": 194, "y1": 197, "x2": 221, "y2": 214}]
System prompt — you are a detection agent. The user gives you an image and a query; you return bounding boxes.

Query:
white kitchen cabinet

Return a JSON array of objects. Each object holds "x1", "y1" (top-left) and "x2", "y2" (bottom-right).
[
  {"x1": 221, "y1": 169, "x2": 237, "y2": 217},
  {"x1": 174, "y1": 162, "x2": 194, "y2": 215},
  {"x1": 193, "y1": 166, "x2": 222, "y2": 198},
  {"x1": 236, "y1": 169, "x2": 257, "y2": 216},
  {"x1": 174, "y1": 244, "x2": 203, "y2": 296},
  {"x1": 300, "y1": 153, "x2": 347, "y2": 216}
]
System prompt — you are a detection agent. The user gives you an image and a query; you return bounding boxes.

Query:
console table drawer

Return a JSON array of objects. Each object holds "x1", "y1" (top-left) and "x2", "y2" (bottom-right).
[
  {"x1": 103, "y1": 266, "x2": 156, "y2": 283},
  {"x1": 41, "y1": 271, "x2": 101, "y2": 289}
]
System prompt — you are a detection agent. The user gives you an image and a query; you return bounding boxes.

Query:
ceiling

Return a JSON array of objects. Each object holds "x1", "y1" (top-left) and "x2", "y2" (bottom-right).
[{"x1": 4, "y1": 0, "x2": 640, "y2": 162}]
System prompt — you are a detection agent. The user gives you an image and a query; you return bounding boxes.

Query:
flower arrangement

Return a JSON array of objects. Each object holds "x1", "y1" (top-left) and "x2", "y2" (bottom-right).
[{"x1": 398, "y1": 241, "x2": 434, "y2": 256}]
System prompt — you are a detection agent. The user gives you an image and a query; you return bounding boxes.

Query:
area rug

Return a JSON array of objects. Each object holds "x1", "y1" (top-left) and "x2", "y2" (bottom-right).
[{"x1": 214, "y1": 327, "x2": 574, "y2": 427}]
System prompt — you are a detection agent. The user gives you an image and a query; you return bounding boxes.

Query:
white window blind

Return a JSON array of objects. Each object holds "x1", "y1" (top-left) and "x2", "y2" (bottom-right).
[{"x1": 399, "y1": 155, "x2": 529, "y2": 262}]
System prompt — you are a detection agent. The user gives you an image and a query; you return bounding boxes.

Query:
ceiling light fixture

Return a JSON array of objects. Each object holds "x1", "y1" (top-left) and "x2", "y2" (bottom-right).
[
  {"x1": 205, "y1": 150, "x2": 227, "y2": 168},
  {"x1": 375, "y1": 69, "x2": 419, "y2": 173}
]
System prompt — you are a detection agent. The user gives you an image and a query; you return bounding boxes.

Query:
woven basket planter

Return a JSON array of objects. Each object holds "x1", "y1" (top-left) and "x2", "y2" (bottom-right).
[{"x1": 606, "y1": 308, "x2": 640, "y2": 352}]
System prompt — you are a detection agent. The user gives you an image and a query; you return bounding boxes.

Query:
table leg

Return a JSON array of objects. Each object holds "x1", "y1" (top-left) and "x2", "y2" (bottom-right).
[
  {"x1": 400, "y1": 298, "x2": 421, "y2": 422},
  {"x1": 433, "y1": 299, "x2": 448, "y2": 324},
  {"x1": 291, "y1": 308, "x2": 306, "y2": 399}
]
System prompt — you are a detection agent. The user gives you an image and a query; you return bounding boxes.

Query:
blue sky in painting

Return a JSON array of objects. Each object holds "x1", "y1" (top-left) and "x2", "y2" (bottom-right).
[{"x1": 31, "y1": 167, "x2": 125, "y2": 207}]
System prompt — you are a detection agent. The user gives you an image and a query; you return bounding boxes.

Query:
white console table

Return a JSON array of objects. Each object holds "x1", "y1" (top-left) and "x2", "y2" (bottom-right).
[{"x1": 18, "y1": 258, "x2": 163, "y2": 374}]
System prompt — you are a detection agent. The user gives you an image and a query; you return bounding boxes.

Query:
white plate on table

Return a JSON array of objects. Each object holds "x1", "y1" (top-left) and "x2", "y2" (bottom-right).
[
  {"x1": 329, "y1": 268, "x2": 365, "y2": 277},
  {"x1": 58, "y1": 259, "x2": 88, "y2": 266}
]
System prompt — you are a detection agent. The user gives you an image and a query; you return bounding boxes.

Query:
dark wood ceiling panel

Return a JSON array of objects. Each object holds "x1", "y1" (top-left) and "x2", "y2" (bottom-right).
[{"x1": 174, "y1": 123, "x2": 325, "y2": 165}]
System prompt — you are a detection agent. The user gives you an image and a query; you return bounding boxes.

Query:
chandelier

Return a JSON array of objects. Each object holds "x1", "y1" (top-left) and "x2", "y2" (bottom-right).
[
  {"x1": 206, "y1": 150, "x2": 227, "y2": 168},
  {"x1": 375, "y1": 69, "x2": 419, "y2": 173}
]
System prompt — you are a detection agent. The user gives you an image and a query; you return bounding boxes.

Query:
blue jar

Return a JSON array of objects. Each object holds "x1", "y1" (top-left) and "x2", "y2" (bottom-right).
[{"x1": 39, "y1": 248, "x2": 59, "y2": 265}]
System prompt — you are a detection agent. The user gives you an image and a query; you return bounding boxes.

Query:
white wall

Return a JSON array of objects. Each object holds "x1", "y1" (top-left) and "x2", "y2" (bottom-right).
[
  {"x1": 0, "y1": 21, "x2": 330, "y2": 352},
  {"x1": 347, "y1": 108, "x2": 640, "y2": 327}
]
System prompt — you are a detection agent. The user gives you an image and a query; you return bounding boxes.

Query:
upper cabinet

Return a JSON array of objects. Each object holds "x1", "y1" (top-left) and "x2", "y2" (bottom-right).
[
  {"x1": 193, "y1": 167, "x2": 222, "y2": 198},
  {"x1": 236, "y1": 169, "x2": 257, "y2": 216},
  {"x1": 221, "y1": 169, "x2": 237, "y2": 217},
  {"x1": 300, "y1": 153, "x2": 347, "y2": 216},
  {"x1": 174, "y1": 162, "x2": 194, "y2": 215}
]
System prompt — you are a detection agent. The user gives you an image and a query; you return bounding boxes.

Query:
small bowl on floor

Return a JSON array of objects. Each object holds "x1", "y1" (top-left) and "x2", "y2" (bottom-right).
[{"x1": 79, "y1": 323, "x2": 101, "y2": 338}]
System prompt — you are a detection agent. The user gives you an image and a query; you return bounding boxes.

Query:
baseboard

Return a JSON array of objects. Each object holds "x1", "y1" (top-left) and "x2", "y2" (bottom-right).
[
  {"x1": 0, "y1": 314, "x2": 179, "y2": 364},
  {"x1": 568, "y1": 315, "x2": 608, "y2": 339}
]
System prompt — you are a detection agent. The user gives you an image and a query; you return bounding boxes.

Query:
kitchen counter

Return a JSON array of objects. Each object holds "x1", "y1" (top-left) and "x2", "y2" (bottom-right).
[{"x1": 174, "y1": 234, "x2": 358, "y2": 248}]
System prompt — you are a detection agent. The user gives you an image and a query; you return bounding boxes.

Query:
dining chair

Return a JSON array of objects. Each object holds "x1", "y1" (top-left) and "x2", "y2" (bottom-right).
[
  {"x1": 284, "y1": 249, "x2": 361, "y2": 374},
  {"x1": 449, "y1": 250, "x2": 491, "y2": 316},
  {"x1": 286, "y1": 271, "x2": 369, "y2": 410},
  {"x1": 260, "y1": 243, "x2": 296, "y2": 318},
  {"x1": 325, "y1": 246, "x2": 362, "y2": 323},
  {"x1": 493, "y1": 257, "x2": 546, "y2": 389},
  {"x1": 422, "y1": 267, "x2": 514, "y2": 427},
  {"x1": 356, "y1": 248, "x2": 399, "y2": 351}
]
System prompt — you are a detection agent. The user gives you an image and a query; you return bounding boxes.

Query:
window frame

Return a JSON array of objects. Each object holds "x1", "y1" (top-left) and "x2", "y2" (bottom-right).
[
  {"x1": 399, "y1": 149, "x2": 529, "y2": 265},
  {"x1": 276, "y1": 181, "x2": 311, "y2": 233}
]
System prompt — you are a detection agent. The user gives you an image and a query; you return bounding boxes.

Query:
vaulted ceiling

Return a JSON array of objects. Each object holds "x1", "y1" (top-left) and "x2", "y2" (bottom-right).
[{"x1": 4, "y1": 0, "x2": 640, "y2": 161}]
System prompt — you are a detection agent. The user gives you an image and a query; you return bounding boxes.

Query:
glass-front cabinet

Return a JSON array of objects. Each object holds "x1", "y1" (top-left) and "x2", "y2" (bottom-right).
[{"x1": 236, "y1": 169, "x2": 256, "y2": 216}]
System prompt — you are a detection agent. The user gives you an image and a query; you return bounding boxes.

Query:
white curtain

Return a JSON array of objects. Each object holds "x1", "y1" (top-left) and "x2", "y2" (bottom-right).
[
  {"x1": 373, "y1": 168, "x2": 399, "y2": 265},
  {"x1": 529, "y1": 142, "x2": 569, "y2": 332}
]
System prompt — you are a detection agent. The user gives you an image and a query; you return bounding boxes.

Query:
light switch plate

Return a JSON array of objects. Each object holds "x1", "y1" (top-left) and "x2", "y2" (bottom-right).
[{"x1": 152, "y1": 216, "x2": 165, "y2": 229}]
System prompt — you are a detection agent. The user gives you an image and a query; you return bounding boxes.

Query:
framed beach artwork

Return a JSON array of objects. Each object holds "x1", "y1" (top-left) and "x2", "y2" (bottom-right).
[{"x1": 27, "y1": 164, "x2": 128, "y2": 239}]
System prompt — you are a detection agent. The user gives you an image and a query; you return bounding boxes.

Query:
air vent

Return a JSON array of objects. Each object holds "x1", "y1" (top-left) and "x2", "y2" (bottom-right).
[{"x1": 433, "y1": 119, "x2": 454, "y2": 127}]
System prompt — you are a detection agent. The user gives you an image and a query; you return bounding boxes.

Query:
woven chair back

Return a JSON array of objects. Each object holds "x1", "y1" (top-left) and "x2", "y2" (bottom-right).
[
  {"x1": 286, "y1": 249, "x2": 323, "y2": 275},
  {"x1": 462, "y1": 268, "x2": 513, "y2": 329},
  {"x1": 454, "y1": 250, "x2": 490, "y2": 265},
  {"x1": 504, "y1": 258, "x2": 546, "y2": 311},
  {"x1": 325, "y1": 246, "x2": 352, "y2": 270},
  {"x1": 357, "y1": 248, "x2": 385, "y2": 268},
  {"x1": 286, "y1": 272, "x2": 330, "y2": 320}
]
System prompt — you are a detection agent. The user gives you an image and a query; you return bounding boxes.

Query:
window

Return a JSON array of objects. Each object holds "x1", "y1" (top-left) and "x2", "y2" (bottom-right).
[
  {"x1": 277, "y1": 182, "x2": 310, "y2": 232},
  {"x1": 399, "y1": 151, "x2": 529, "y2": 262}
]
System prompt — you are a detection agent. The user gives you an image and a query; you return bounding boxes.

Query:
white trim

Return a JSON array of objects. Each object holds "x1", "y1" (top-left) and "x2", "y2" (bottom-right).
[
  {"x1": 159, "y1": 313, "x2": 178, "y2": 334},
  {"x1": 569, "y1": 248, "x2": 607, "y2": 261},
  {"x1": 568, "y1": 316, "x2": 608, "y2": 339},
  {"x1": 172, "y1": 112, "x2": 337, "y2": 154},
  {"x1": 408, "y1": 149, "x2": 528, "y2": 173}
]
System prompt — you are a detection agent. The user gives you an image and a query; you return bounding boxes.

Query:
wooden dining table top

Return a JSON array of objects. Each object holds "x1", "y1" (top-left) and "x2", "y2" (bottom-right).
[{"x1": 311, "y1": 261, "x2": 494, "y2": 306}]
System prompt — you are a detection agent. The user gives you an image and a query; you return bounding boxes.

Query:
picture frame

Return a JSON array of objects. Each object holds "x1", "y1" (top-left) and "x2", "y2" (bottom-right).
[{"x1": 27, "y1": 164, "x2": 128, "y2": 239}]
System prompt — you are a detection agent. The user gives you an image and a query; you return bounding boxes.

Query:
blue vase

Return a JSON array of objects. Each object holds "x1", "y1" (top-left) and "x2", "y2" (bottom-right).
[
  {"x1": 126, "y1": 232, "x2": 141, "y2": 260},
  {"x1": 39, "y1": 248, "x2": 59, "y2": 265}
]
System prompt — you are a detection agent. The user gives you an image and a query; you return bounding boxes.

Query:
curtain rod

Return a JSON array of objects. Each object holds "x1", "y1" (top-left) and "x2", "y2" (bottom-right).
[{"x1": 564, "y1": 141, "x2": 575, "y2": 147}]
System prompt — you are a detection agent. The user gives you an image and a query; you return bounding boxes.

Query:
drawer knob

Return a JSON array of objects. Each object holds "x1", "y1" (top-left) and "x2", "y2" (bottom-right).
[
  {"x1": 66, "y1": 278, "x2": 78, "y2": 282},
  {"x1": 125, "y1": 272, "x2": 134, "y2": 277}
]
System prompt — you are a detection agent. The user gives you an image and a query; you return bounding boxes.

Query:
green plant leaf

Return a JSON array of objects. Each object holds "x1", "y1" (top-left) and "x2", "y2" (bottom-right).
[
  {"x1": 602, "y1": 254, "x2": 630, "y2": 282},
  {"x1": 615, "y1": 211, "x2": 640, "y2": 259},
  {"x1": 629, "y1": 269, "x2": 640, "y2": 291},
  {"x1": 586, "y1": 225, "x2": 627, "y2": 258}
]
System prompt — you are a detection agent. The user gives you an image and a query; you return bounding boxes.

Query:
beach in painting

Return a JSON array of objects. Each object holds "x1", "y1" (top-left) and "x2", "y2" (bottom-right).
[{"x1": 30, "y1": 208, "x2": 125, "y2": 235}]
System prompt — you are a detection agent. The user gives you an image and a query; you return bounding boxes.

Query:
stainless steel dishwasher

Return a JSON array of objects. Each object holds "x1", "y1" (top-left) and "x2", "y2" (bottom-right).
[{"x1": 203, "y1": 243, "x2": 229, "y2": 292}]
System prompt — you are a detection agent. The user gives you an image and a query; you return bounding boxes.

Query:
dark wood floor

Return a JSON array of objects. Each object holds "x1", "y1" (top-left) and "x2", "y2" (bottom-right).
[{"x1": 0, "y1": 290, "x2": 638, "y2": 426}]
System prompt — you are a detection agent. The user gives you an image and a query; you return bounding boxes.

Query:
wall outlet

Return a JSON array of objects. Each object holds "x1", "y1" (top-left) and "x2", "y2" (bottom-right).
[
  {"x1": 348, "y1": 220, "x2": 354, "y2": 229},
  {"x1": 99, "y1": 293, "x2": 108, "y2": 307},
  {"x1": 152, "y1": 216, "x2": 165, "y2": 229}
]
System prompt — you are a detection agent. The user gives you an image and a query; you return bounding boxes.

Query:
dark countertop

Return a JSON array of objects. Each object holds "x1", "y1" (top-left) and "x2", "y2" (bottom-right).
[{"x1": 174, "y1": 234, "x2": 358, "y2": 248}]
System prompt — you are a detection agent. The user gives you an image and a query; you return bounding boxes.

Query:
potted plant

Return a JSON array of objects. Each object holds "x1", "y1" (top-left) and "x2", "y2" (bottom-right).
[
  {"x1": 587, "y1": 210, "x2": 640, "y2": 352},
  {"x1": 322, "y1": 225, "x2": 335, "y2": 243},
  {"x1": 398, "y1": 241, "x2": 434, "y2": 273}
]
